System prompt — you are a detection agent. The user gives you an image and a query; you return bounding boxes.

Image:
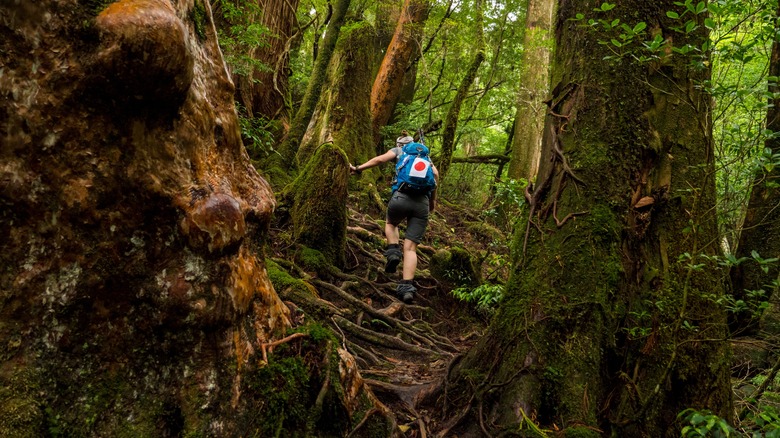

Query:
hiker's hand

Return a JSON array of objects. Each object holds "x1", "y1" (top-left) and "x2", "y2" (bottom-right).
[{"x1": 349, "y1": 164, "x2": 362, "y2": 175}]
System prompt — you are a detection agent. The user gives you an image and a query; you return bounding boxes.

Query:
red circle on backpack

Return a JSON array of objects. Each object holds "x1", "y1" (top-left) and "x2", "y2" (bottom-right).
[{"x1": 414, "y1": 161, "x2": 427, "y2": 171}]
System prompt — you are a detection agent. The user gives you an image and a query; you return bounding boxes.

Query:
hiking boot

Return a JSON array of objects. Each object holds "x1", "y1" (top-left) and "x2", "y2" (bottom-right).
[
  {"x1": 384, "y1": 247, "x2": 402, "y2": 274},
  {"x1": 396, "y1": 282, "x2": 417, "y2": 304}
]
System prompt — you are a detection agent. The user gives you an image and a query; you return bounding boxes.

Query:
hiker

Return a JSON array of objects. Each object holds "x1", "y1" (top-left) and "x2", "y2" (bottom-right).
[{"x1": 349, "y1": 134, "x2": 438, "y2": 304}]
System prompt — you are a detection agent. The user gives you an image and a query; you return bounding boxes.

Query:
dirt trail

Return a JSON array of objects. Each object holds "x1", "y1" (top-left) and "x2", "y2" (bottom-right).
[{"x1": 269, "y1": 200, "x2": 497, "y2": 435}]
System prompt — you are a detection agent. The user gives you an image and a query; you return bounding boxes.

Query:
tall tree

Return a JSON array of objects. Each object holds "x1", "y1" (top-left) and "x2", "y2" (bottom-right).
[
  {"x1": 275, "y1": 0, "x2": 351, "y2": 171},
  {"x1": 507, "y1": 0, "x2": 555, "y2": 183},
  {"x1": 437, "y1": 0, "x2": 485, "y2": 180},
  {"x1": 370, "y1": 0, "x2": 432, "y2": 146},
  {"x1": 731, "y1": 2, "x2": 780, "y2": 332},
  {"x1": 434, "y1": 1, "x2": 732, "y2": 435}
]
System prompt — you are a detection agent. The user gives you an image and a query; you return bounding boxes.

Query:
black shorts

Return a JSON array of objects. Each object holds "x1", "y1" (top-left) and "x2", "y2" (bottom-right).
[{"x1": 386, "y1": 191, "x2": 429, "y2": 243}]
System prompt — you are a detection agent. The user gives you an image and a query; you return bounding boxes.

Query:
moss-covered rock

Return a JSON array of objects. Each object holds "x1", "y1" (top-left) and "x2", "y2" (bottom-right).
[{"x1": 430, "y1": 247, "x2": 482, "y2": 289}]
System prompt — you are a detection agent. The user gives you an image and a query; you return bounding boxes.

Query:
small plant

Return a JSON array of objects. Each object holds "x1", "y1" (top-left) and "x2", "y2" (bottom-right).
[
  {"x1": 451, "y1": 283, "x2": 504, "y2": 315},
  {"x1": 213, "y1": 0, "x2": 271, "y2": 77},
  {"x1": 679, "y1": 408, "x2": 736, "y2": 437},
  {"x1": 237, "y1": 106, "x2": 278, "y2": 160}
]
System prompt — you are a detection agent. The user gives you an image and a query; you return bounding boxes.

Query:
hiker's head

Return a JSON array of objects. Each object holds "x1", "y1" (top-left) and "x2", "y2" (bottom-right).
[{"x1": 396, "y1": 130, "x2": 414, "y2": 147}]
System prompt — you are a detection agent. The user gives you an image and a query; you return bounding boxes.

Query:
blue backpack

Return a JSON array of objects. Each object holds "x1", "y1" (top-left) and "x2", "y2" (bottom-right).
[{"x1": 392, "y1": 142, "x2": 437, "y2": 195}]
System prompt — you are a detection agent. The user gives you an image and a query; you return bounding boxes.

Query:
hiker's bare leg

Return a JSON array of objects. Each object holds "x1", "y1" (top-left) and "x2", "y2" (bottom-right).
[
  {"x1": 385, "y1": 222, "x2": 400, "y2": 245},
  {"x1": 402, "y1": 239, "x2": 418, "y2": 280}
]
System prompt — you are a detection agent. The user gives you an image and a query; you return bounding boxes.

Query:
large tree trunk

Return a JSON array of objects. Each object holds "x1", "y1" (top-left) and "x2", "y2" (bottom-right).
[
  {"x1": 370, "y1": 0, "x2": 431, "y2": 146},
  {"x1": 0, "y1": 1, "x2": 382, "y2": 435},
  {"x1": 275, "y1": 0, "x2": 351, "y2": 173},
  {"x1": 507, "y1": 0, "x2": 555, "y2": 183},
  {"x1": 297, "y1": 22, "x2": 376, "y2": 165},
  {"x1": 437, "y1": 0, "x2": 485, "y2": 180},
  {"x1": 435, "y1": 1, "x2": 732, "y2": 436},
  {"x1": 731, "y1": 2, "x2": 780, "y2": 334}
]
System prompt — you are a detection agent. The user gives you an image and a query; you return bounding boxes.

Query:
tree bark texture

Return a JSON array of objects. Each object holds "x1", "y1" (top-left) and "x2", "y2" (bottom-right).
[
  {"x1": 437, "y1": 0, "x2": 485, "y2": 181},
  {"x1": 297, "y1": 22, "x2": 376, "y2": 166},
  {"x1": 507, "y1": 0, "x2": 555, "y2": 183},
  {"x1": 276, "y1": 0, "x2": 351, "y2": 170},
  {"x1": 440, "y1": 2, "x2": 732, "y2": 436},
  {"x1": 732, "y1": 2, "x2": 780, "y2": 334},
  {"x1": 370, "y1": 0, "x2": 432, "y2": 146},
  {"x1": 0, "y1": 1, "x2": 375, "y2": 435}
]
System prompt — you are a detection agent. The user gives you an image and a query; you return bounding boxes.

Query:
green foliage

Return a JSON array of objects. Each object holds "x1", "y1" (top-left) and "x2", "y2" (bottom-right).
[
  {"x1": 483, "y1": 178, "x2": 527, "y2": 230},
  {"x1": 213, "y1": 0, "x2": 271, "y2": 77},
  {"x1": 451, "y1": 283, "x2": 504, "y2": 315},
  {"x1": 679, "y1": 408, "x2": 736, "y2": 437},
  {"x1": 189, "y1": 0, "x2": 207, "y2": 41},
  {"x1": 236, "y1": 104, "x2": 279, "y2": 161},
  {"x1": 744, "y1": 405, "x2": 780, "y2": 437}
]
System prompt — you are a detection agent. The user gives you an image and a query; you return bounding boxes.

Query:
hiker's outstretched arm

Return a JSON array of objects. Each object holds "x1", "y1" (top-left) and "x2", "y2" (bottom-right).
[{"x1": 350, "y1": 150, "x2": 397, "y2": 174}]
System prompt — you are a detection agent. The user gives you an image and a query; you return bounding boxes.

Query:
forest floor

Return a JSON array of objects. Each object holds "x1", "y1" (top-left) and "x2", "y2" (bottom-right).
[{"x1": 268, "y1": 192, "x2": 512, "y2": 436}]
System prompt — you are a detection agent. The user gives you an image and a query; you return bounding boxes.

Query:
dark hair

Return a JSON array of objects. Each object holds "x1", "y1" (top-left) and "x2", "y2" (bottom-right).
[{"x1": 401, "y1": 130, "x2": 408, "y2": 135}]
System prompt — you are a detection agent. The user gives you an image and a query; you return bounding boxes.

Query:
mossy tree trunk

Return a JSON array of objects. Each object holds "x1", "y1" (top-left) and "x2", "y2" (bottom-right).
[
  {"x1": 437, "y1": 2, "x2": 732, "y2": 436},
  {"x1": 437, "y1": 0, "x2": 484, "y2": 181},
  {"x1": 370, "y1": 0, "x2": 432, "y2": 146},
  {"x1": 507, "y1": 0, "x2": 555, "y2": 183},
  {"x1": 275, "y1": 0, "x2": 351, "y2": 172},
  {"x1": 285, "y1": 143, "x2": 351, "y2": 268},
  {"x1": 297, "y1": 22, "x2": 376, "y2": 166},
  {"x1": 731, "y1": 2, "x2": 780, "y2": 334}
]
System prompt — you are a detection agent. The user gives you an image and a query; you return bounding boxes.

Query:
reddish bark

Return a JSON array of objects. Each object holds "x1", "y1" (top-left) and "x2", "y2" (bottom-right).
[{"x1": 370, "y1": 0, "x2": 431, "y2": 145}]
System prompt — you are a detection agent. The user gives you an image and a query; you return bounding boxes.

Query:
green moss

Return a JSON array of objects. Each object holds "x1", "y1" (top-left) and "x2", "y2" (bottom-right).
[
  {"x1": 81, "y1": 0, "x2": 115, "y2": 15},
  {"x1": 295, "y1": 246, "x2": 331, "y2": 276},
  {"x1": 189, "y1": 1, "x2": 207, "y2": 41},
  {"x1": 430, "y1": 247, "x2": 481, "y2": 287},
  {"x1": 0, "y1": 368, "x2": 42, "y2": 438},
  {"x1": 244, "y1": 357, "x2": 311, "y2": 436},
  {"x1": 285, "y1": 144, "x2": 349, "y2": 268},
  {"x1": 297, "y1": 322, "x2": 337, "y2": 345}
]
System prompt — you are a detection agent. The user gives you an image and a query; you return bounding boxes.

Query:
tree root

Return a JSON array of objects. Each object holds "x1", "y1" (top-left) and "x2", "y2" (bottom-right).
[
  {"x1": 333, "y1": 316, "x2": 441, "y2": 357},
  {"x1": 346, "y1": 340, "x2": 383, "y2": 367},
  {"x1": 347, "y1": 408, "x2": 380, "y2": 438},
  {"x1": 314, "y1": 279, "x2": 455, "y2": 354},
  {"x1": 261, "y1": 332, "x2": 309, "y2": 362},
  {"x1": 307, "y1": 340, "x2": 332, "y2": 434}
]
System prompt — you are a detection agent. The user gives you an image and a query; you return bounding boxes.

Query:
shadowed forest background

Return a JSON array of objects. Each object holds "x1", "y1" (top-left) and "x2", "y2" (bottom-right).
[{"x1": 1, "y1": 0, "x2": 780, "y2": 436}]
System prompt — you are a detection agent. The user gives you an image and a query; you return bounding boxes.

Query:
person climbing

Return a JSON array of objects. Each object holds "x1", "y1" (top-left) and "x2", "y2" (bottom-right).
[{"x1": 349, "y1": 131, "x2": 438, "y2": 304}]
